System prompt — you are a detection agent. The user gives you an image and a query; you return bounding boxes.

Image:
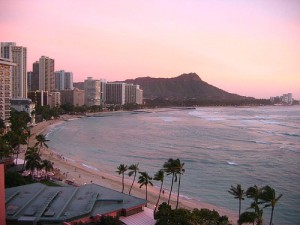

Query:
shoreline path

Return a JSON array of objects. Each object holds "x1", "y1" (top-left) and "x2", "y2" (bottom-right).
[{"x1": 20, "y1": 114, "x2": 237, "y2": 224}]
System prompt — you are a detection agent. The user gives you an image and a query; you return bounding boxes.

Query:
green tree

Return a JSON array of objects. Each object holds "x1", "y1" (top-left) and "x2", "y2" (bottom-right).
[
  {"x1": 238, "y1": 211, "x2": 257, "y2": 225},
  {"x1": 116, "y1": 164, "x2": 128, "y2": 193},
  {"x1": 0, "y1": 118, "x2": 6, "y2": 134},
  {"x1": 128, "y1": 163, "x2": 139, "y2": 195},
  {"x1": 192, "y1": 208, "x2": 230, "y2": 225},
  {"x1": 260, "y1": 185, "x2": 282, "y2": 225},
  {"x1": 25, "y1": 147, "x2": 41, "y2": 178},
  {"x1": 163, "y1": 158, "x2": 178, "y2": 205},
  {"x1": 138, "y1": 171, "x2": 153, "y2": 205},
  {"x1": 154, "y1": 169, "x2": 165, "y2": 214},
  {"x1": 228, "y1": 184, "x2": 245, "y2": 220},
  {"x1": 35, "y1": 134, "x2": 49, "y2": 154},
  {"x1": 0, "y1": 136, "x2": 12, "y2": 160},
  {"x1": 5, "y1": 128, "x2": 28, "y2": 170}
]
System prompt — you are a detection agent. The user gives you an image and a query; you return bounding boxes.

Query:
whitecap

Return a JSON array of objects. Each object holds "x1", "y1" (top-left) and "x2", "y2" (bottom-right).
[{"x1": 227, "y1": 161, "x2": 238, "y2": 166}]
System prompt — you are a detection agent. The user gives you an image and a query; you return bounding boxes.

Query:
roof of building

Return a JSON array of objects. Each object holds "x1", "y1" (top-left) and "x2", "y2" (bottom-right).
[{"x1": 5, "y1": 183, "x2": 147, "y2": 223}]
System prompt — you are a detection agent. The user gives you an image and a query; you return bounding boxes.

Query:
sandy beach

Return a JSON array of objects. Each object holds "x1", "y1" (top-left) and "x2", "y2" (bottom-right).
[{"x1": 20, "y1": 115, "x2": 238, "y2": 224}]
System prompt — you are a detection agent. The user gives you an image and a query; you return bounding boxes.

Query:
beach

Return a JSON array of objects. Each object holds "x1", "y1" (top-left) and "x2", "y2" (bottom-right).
[{"x1": 21, "y1": 115, "x2": 238, "y2": 224}]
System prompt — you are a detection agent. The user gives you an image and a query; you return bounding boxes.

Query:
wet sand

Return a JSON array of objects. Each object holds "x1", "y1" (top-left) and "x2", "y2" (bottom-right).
[{"x1": 21, "y1": 115, "x2": 238, "y2": 224}]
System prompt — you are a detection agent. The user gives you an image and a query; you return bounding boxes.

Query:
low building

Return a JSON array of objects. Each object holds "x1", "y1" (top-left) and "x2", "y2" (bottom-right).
[
  {"x1": 5, "y1": 183, "x2": 147, "y2": 225},
  {"x1": 28, "y1": 91, "x2": 49, "y2": 107},
  {"x1": 60, "y1": 88, "x2": 85, "y2": 107},
  {"x1": 48, "y1": 91, "x2": 61, "y2": 108},
  {"x1": 10, "y1": 98, "x2": 35, "y2": 124}
]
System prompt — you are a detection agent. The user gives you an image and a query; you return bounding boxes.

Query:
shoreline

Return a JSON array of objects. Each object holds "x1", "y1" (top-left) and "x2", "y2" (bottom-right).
[{"x1": 21, "y1": 114, "x2": 238, "y2": 224}]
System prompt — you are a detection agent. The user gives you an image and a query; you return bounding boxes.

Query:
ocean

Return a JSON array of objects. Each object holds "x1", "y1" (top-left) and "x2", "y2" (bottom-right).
[{"x1": 45, "y1": 106, "x2": 300, "y2": 224}]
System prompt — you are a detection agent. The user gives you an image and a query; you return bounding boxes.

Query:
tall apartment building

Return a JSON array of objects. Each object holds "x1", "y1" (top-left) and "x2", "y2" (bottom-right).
[
  {"x1": 60, "y1": 88, "x2": 85, "y2": 106},
  {"x1": 39, "y1": 56, "x2": 55, "y2": 92},
  {"x1": 84, "y1": 77, "x2": 105, "y2": 107},
  {"x1": 27, "y1": 61, "x2": 40, "y2": 91},
  {"x1": 0, "y1": 58, "x2": 15, "y2": 125},
  {"x1": 1, "y1": 42, "x2": 27, "y2": 98},
  {"x1": 55, "y1": 70, "x2": 73, "y2": 90},
  {"x1": 125, "y1": 84, "x2": 143, "y2": 104},
  {"x1": 106, "y1": 82, "x2": 126, "y2": 105}
]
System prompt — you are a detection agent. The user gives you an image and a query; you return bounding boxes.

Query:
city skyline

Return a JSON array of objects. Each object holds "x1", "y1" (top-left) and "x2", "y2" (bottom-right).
[{"x1": 1, "y1": 0, "x2": 300, "y2": 99}]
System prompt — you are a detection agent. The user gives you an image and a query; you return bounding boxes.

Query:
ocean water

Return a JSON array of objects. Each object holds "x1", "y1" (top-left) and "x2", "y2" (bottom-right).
[{"x1": 46, "y1": 106, "x2": 300, "y2": 224}]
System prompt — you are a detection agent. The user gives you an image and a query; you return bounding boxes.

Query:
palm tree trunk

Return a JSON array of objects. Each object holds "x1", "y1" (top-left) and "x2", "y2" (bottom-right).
[
  {"x1": 269, "y1": 207, "x2": 274, "y2": 225},
  {"x1": 239, "y1": 199, "x2": 241, "y2": 220},
  {"x1": 145, "y1": 184, "x2": 148, "y2": 207},
  {"x1": 168, "y1": 173, "x2": 174, "y2": 205},
  {"x1": 22, "y1": 135, "x2": 30, "y2": 171},
  {"x1": 176, "y1": 173, "x2": 181, "y2": 209},
  {"x1": 122, "y1": 174, "x2": 125, "y2": 193},
  {"x1": 14, "y1": 145, "x2": 20, "y2": 172},
  {"x1": 129, "y1": 173, "x2": 136, "y2": 195},
  {"x1": 155, "y1": 181, "x2": 164, "y2": 214}
]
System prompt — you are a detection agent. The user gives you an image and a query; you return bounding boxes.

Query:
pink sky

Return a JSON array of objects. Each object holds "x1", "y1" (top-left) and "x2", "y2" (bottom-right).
[{"x1": 1, "y1": 0, "x2": 300, "y2": 99}]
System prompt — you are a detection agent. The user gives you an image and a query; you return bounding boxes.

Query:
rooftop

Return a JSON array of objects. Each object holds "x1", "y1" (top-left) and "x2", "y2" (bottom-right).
[{"x1": 5, "y1": 183, "x2": 147, "y2": 224}]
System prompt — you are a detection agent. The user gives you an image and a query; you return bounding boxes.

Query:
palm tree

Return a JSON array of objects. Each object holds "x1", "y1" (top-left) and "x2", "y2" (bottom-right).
[
  {"x1": 163, "y1": 158, "x2": 178, "y2": 205},
  {"x1": 22, "y1": 129, "x2": 31, "y2": 171},
  {"x1": 128, "y1": 163, "x2": 139, "y2": 195},
  {"x1": 228, "y1": 184, "x2": 245, "y2": 220},
  {"x1": 25, "y1": 147, "x2": 41, "y2": 178},
  {"x1": 116, "y1": 164, "x2": 128, "y2": 193},
  {"x1": 246, "y1": 185, "x2": 264, "y2": 225},
  {"x1": 154, "y1": 169, "x2": 165, "y2": 214},
  {"x1": 42, "y1": 159, "x2": 53, "y2": 179},
  {"x1": 260, "y1": 185, "x2": 282, "y2": 225},
  {"x1": 175, "y1": 159, "x2": 185, "y2": 209},
  {"x1": 35, "y1": 134, "x2": 49, "y2": 154},
  {"x1": 138, "y1": 171, "x2": 153, "y2": 206}
]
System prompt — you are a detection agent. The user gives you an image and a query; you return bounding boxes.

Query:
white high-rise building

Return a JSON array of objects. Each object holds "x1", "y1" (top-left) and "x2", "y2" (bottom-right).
[
  {"x1": 84, "y1": 77, "x2": 101, "y2": 107},
  {"x1": 125, "y1": 84, "x2": 143, "y2": 104},
  {"x1": 1, "y1": 42, "x2": 27, "y2": 98},
  {"x1": 55, "y1": 70, "x2": 73, "y2": 90},
  {"x1": 39, "y1": 56, "x2": 55, "y2": 92}
]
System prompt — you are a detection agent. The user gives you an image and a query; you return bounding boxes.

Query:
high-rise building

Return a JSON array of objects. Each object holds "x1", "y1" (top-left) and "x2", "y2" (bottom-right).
[
  {"x1": 39, "y1": 56, "x2": 55, "y2": 92},
  {"x1": 1, "y1": 42, "x2": 27, "y2": 98},
  {"x1": 125, "y1": 84, "x2": 143, "y2": 105},
  {"x1": 28, "y1": 61, "x2": 40, "y2": 92},
  {"x1": 55, "y1": 70, "x2": 73, "y2": 90},
  {"x1": 0, "y1": 58, "x2": 15, "y2": 125},
  {"x1": 84, "y1": 77, "x2": 101, "y2": 107},
  {"x1": 0, "y1": 42, "x2": 15, "y2": 59},
  {"x1": 106, "y1": 82, "x2": 126, "y2": 105}
]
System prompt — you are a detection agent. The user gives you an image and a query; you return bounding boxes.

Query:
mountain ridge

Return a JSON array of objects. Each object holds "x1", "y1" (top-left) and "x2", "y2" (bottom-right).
[{"x1": 123, "y1": 73, "x2": 253, "y2": 101}]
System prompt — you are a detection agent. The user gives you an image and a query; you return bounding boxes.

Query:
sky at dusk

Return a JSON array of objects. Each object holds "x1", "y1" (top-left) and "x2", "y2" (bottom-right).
[{"x1": 1, "y1": 0, "x2": 300, "y2": 99}]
